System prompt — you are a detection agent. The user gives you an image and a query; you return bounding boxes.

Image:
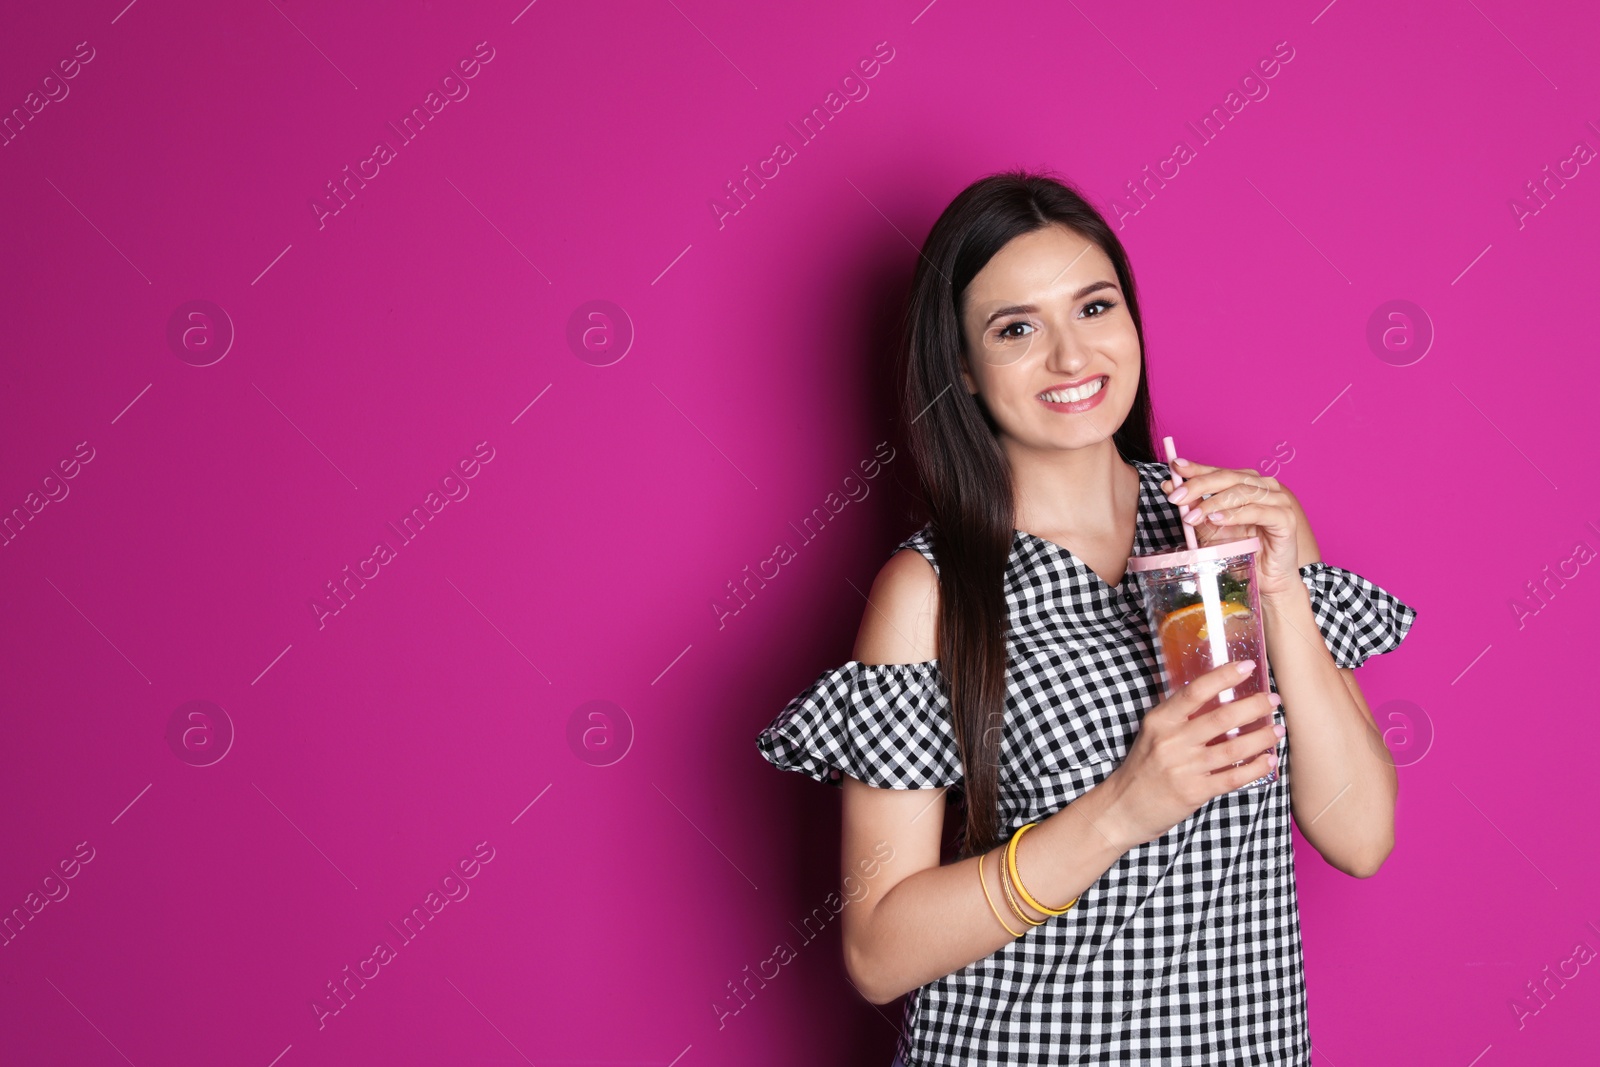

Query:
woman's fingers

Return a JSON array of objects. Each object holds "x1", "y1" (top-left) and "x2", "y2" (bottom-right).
[
  {"x1": 1168, "y1": 476, "x2": 1284, "y2": 513},
  {"x1": 1205, "y1": 501, "x2": 1283, "y2": 529},
  {"x1": 1163, "y1": 467, "x2": 1240, "y2": 506},
  {"x1": 1165, "y1": 462, "x2": 1282, "y2": 505},
  {"x1": 1165, "y1": 459, "x2": 1227, "y2": 497},
  {"x1": 1172, "y1": 467, "x2": 1292, "y2": 537}
]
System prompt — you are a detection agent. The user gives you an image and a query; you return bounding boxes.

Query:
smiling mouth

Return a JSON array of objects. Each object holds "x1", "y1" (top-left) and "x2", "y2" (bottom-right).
[{"x1": 1037, "y1": 376, "x2": 1107, "y2": 403}]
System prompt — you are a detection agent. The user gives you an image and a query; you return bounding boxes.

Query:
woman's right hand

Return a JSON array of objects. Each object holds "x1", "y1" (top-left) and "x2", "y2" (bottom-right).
[{"x1": 1091, "y1": 659, "x2": 1282, "y2": 851}]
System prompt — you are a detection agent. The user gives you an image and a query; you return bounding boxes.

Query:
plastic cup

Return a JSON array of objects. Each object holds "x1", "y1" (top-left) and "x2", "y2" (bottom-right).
[{"x1": 1126, "y1": 535, "x2": 1277, "y2": 786}]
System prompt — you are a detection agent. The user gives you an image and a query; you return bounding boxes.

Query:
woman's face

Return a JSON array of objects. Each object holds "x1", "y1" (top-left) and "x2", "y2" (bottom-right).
[{"x1": 959, "y1": 225, "x2": 1142, "y2": 452}]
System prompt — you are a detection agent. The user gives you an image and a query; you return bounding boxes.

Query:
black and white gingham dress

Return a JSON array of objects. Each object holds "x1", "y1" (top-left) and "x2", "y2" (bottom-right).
[{"x1": 755, "y1": 459, "x2": 1419, "y2": 1066}]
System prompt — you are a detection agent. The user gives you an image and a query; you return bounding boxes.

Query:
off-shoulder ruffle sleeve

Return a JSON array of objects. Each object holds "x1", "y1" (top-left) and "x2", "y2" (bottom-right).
[
  {"x1": 1298, "y1": 561, "x2": 1418, "y2": 669},
  {"x1": 755, "y1": 660, "x2": 964, "y2": 790}
]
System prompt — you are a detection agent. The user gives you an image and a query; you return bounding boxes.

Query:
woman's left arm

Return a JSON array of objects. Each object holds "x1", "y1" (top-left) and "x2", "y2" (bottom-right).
[
  {"x1": 1258, "y1": 533, "x2": 1397, "y2": 878},
  {"x1": 1162, "y1": 459, "x2": 1396, "y2": 878}
]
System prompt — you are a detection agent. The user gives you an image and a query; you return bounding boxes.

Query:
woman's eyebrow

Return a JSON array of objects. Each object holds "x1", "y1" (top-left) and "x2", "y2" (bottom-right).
[{"x1": 982, "y1": 281, "x2": 1118, "y2": 325}]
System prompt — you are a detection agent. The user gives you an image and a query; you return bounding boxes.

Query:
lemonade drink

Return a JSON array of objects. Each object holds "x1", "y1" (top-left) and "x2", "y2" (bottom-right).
[{"x1": 1126, "y1": 536, "x2": 1276, "y2": 783}]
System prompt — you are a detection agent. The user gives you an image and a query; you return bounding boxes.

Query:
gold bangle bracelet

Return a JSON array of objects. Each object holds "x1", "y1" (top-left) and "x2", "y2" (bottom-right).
[
  {"x1": 998, "y1": 844, "x2": 1046, "y2": 927},
  {"x1": 1007, "y1": 822, "x2": 1079, "y2": 917},
  {"x1": 978, "y1": 852, "x2": 1023, "y2": 937}
]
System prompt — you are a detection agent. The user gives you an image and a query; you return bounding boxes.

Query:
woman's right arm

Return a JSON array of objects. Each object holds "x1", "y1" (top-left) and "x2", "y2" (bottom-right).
[
  {"x1": 839, "y1": 549, "x2": 1279, "y2": 1006},
  {"x1": 838, "y1": 548, "x2": 1128, "y2": 1004}
]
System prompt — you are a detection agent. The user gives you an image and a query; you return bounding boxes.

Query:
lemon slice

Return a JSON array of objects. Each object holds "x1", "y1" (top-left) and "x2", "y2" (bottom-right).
[{"x1": 1159, "y1": 599, "x2": 1251, "y2": 646}]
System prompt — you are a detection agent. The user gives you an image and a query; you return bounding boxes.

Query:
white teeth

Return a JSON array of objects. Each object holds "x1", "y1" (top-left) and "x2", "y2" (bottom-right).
[{"x1": 1039, "y1": 377, "x2": 1106, "y2": 404}]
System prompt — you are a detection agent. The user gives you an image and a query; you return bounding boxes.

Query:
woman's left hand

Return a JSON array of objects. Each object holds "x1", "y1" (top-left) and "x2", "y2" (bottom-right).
[{"x1": 1159, "y1": 458, "x2": 1302, "y2": 601}]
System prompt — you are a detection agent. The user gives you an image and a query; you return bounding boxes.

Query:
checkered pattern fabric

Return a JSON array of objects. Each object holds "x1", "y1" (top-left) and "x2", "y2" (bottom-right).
[{"x1": 755, "y1": 460, "x2": 1419, "y2": 1066}]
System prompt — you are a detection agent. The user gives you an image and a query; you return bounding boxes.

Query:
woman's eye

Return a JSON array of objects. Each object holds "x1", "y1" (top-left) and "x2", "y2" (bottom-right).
[
  {"x1": 1081, "y1": 299, "x2": 1117, "y2": 318},
  {"x1": 997, "y1": 321, "x2": 1034, "y2": 340}
]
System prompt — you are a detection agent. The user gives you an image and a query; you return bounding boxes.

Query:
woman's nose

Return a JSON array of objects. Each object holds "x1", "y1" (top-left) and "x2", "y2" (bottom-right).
[{"x1": 1044, "y1": 336, "x2": 1089, "y2": 374}]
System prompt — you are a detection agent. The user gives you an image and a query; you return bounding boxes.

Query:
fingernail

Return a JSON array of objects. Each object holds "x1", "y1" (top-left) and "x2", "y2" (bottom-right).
[
  {"x1": 1173, "y1": 458, "x2": 1188, "y2": 467},
  {"x1": 1269, "y1": 692, "x2": 1282, "y2": 707},
  {"x1": 1168, "y1": 486, "x2": 1188, "y2": 502},
  {"x1": 1272, "y1": 724, "x2": 1286, "y2": 738},
  {"x1": 1207, "y1": 511, "x2": 1225, "y2": 523},
  {"x1": 1185, "y1": 509, "x2": 1203, "y2": 524},
  {"x1": 1267, "y1": 752, "x2": 1279, "y2": 769},
  {"x1": 1237, "y1": 659, "x2": 1256, "y2": 674}
]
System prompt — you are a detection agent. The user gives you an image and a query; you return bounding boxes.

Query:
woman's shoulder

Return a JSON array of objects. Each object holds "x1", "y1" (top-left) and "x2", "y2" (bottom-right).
[
  {"x1": 893, "y1": 521, "x2": 940, "y2": 576},
  {"x1": 753, "y1": 522, "x2": 956, "y2": 790},
  {"x1": 856, "y1": 531, "x2": 941, "y2": 664}
]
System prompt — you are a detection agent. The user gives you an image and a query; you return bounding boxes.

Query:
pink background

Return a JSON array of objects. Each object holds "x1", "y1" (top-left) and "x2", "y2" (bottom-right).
[{"x1": 2, "y1": 0, "x2": 1595, "y2": 1063}]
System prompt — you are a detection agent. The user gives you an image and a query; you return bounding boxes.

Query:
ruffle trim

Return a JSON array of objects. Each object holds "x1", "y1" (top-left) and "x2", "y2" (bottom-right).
[
  {"x1": 1298, "y1": 561, "x2": 1419, "y2": 669},
  {"x1": 756, "y1": 659, "x2": 964, "y2": 790}
]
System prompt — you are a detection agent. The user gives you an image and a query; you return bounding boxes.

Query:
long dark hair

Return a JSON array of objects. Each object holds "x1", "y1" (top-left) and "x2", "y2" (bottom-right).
[{"x1": 895, "y1": 169, "x2": 1159, "y2": 859}]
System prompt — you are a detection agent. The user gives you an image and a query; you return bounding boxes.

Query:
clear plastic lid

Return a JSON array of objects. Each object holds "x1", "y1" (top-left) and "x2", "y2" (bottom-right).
[{"x1": 1125, "y1": 535, "x2": 1261, "y2": 573}]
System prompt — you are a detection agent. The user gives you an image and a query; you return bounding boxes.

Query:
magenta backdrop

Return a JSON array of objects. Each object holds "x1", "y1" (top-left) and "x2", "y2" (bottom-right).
[{"x1": 2, "y1": 0, "x2": 1596, "y2": 1064}]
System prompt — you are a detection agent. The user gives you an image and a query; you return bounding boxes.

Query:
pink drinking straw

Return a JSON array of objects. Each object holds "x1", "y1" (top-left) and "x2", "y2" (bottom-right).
[{"x1": 1163, "y1": 435, "x2": 1200, "y2": 551}]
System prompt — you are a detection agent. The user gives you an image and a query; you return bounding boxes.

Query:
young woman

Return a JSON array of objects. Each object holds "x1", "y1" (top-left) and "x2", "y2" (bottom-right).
[{"x1": 755, "y1": 171, "x2": 1418, "y2": 1065}]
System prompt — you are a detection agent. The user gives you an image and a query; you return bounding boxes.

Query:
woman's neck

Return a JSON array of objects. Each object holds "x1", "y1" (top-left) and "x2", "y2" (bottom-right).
[{"x1": 1006, "y1": 438, "x2": 1137, "y2": 542}]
